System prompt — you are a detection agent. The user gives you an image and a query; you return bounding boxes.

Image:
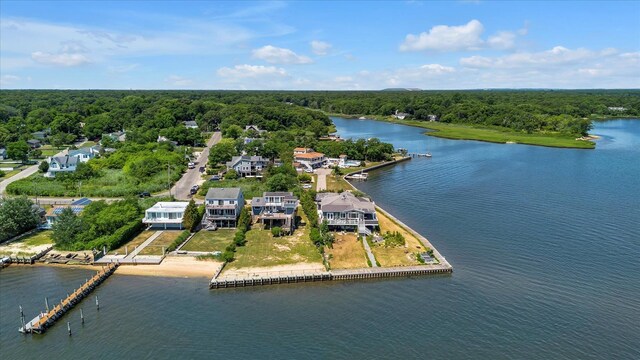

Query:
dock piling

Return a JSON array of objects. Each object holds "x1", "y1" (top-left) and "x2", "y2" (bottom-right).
[
  {"x1": 67, "y1": 322, "x2": 71, "y2": 336},
  {"x1": 45, "y1": 297, "x2": 49, "y2": 312},
  {"x1": 80, "y1": 308, "x2": 84, "y2": 324},
  {"x1": 95, "y1": 296, "x2": 99, "y2": 311}
]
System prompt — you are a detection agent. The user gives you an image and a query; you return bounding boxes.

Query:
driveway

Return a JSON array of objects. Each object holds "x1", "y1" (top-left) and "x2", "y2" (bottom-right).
[
  {"x1": 0, "y1": 139, "x2": 86, "y2": 196},
  {"x1": 171, "y1": 132, "x2": 221, "y2": 200},
  {"x1": 315, "y1": 168, "x2": 332, "y2": 191}
]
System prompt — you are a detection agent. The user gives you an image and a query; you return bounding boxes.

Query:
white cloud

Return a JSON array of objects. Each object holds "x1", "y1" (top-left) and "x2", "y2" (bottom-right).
[
  {"x1": 107, "y1": 63, "x2": 139, "y2": 74},
  {"x1": 217, "y1": 64, "x2": 288, "y2": 78},
  {"x1": 252, "y1": 45, "x2": 312, "y2": 64},
  {"x1": 165, "y1": 75, "x2": 194, "y2": 87},
  {"x1": 460, "y1": 46, "x2": 606, "y2": 69},
  {"x1": 400, "y1": 20, "x2": 530, "y2": 52},
  {"x1": 31, "y1": 51, "x2": 91, "y2": 66},
  {"x1": 487, "y1": 31, "x2": 517, "y2": 50},
  {"x1": 419, "y1": 64, "x2": 456, "y2": 73},
  {"x1": 400, "y1": 19, "x2": 484, "y2": 52},
  {"x1": 310, "y1": 40, "x2": 332, "y2": 55},
  {"x1": 0, "y1": 74, "x2": 20, "y2": 86}
]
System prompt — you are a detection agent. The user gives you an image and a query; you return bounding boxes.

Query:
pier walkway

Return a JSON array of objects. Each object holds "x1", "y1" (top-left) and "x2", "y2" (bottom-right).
[
  {"x1": 19, "y1": 262, "x2": 118, "y2": 334},
  {"x1": 361, "y1": 238, "x2": 378, "y2": 267}
]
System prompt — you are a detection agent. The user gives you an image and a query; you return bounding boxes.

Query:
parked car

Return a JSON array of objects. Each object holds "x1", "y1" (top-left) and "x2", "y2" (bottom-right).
[
  {"x1": 190, "y1": 185, "x2": 200, "y2": 195},
  {"x1": 188, "y1": 162, "x2": 196, "y2": 169},
  {"x1": 302, "y1": 184, "x2": 313, "y2": 189},
  {"x1": 199, "y1": 166, "x2": 205, "y2": 173},
  {"x1": 209, "y1": 175, "x2": 221, "y2": 181},
  {"x1": 139, "y1": 191, "x2": 151, "y2": 198}
]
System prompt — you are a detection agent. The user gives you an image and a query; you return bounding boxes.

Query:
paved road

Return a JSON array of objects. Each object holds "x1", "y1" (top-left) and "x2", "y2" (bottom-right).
[
  {"x1": 315, "y1": 168, "x2": 331, "y2": 191},
  {"x1": 0, "y1": 140, "x2": 86, "y2": 196},
  {"x1": 171, "y1": 132, "x2": 221, "y2": 200}
]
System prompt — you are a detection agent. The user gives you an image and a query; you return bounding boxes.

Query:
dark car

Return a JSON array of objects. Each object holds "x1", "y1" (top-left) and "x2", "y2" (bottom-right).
[
  {"x1": 199, "y1": 166, "x2": 205, "y2": 173},
  {"x1": 209, "y1": 175, "x2": 221, "y2": 181},
  {"x1": 190, "y1": 185, "x2": 200, "y2": 195},
  {"x1": 139, "y1": 191, "x2": 151, "y2": 198}
]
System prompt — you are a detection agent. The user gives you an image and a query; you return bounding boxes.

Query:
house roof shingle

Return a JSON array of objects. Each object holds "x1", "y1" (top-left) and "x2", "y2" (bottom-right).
[{"x1": 205, "y1": 187, "x2": 242, "y2": 200}]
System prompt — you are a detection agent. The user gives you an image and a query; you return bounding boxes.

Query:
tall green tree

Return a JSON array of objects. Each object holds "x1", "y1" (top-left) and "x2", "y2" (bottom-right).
[
  {"x1": 208, "y1": 138, "x2": 237, "y2": 165},
  {"x1": 182, "y1": 200, "x2": 200, "y2": 231},
  {"x1": 0, "y1": 197, "x2": 41, "y2": 242},
  {"x1": 52, "y1": 207, "x2": 85, "y2": 250},
  {"x1": 7, "y1": 140, "x2": 29, "y2": 163}
]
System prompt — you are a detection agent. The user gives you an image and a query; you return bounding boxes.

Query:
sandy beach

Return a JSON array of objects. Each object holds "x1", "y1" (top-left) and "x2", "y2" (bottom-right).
[
  {"x1": 114, "y1": 256, "x2": 223, "y2": 278},
  {"x1": 220, "y1": 262, "x2": 326, "y2": 279}
]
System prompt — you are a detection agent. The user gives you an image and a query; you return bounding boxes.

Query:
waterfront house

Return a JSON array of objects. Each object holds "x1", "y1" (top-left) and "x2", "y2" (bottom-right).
[
  {"x1": 42, "y1": 198, "x2": 92, "y2": 229},
  {"x1": 46, "y1": 154, "x2": 79, "y2": 177},
  {"x1": 142, "y1": 202, "x2": 189, "y2": 229},
  {"x1": 392, "y1": 110, "x2": 409, "y2": 120},
  {"x1": 316, "y1": 192, "x2": 378, "y2": 236},
  {"x1": 293, "y1": 148, "x2": 326, "y2": 170},
  {"x1": 251, "y1": 192, "x2": 299, "y2": 234},
  {"x1": 0, "y1": 148, "x2": 6, "y2": 160},
  {"x1": 27, "y1": 139, "x2": 42, "y2": 149},
  {"x1": 427, "y1": 114, "x2": 439, "y2": 122},
  {"x1": 68, "y1": 148, "x2": 96, "y2": 163},
  {"x1": 202, "y1": 188, "x2": 245, "y2": 228},
  {"x1": 183, "y1": 120, "x2": 199, "y2": 129},
  {"x1": 226, "y1": 155, "x2": 269, "y2": 177}
]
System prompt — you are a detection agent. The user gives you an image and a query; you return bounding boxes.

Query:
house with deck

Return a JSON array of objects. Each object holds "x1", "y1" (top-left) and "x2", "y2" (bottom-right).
[
  {"x1": 202, "y1": 188, "x2": 245, "y2": 228},
  {"x1": 251, "y1": 192, "x2": 299, "y2": 234},
  {"x1": 42, "y1": 198, "x2": 92, "y2": 229},
  {"x1": 226, "y1": 155, "x2": 269, "y2": 177},
  {"x1": 392, "y1": 110, "x2": 409, "y2": 120},
  {"x1": 46, "y1": 154, "x2": 79, "y2": 177},
  {"x1": 142, "y1": 202, "x2": 189, "y2": 229},
  {"x1": 316, "y1": 192, "x2": 378, "y2": 236},
  {"x1": 293, "y1": 148, "x2": 326, "y2": 170}
]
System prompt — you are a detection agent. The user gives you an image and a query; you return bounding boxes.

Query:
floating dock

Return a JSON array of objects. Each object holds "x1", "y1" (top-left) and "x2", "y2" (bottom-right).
[{"x1": 18, "y1": 262, "x2": 118, "y2": 334}]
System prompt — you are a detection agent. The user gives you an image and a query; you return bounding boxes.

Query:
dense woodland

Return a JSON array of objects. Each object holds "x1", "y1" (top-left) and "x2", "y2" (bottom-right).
[{"x1": 1, "y1": 90, "x2": 639, "y2": 150}]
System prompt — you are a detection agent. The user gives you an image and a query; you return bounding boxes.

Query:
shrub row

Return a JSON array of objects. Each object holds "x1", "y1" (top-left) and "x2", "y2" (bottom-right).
[
  {"x1": 166, "y1": 230, "x2": 191, "y2": 252},
  {"x1": 86, "y1": 220, "x2": 145, "y2": 251}
]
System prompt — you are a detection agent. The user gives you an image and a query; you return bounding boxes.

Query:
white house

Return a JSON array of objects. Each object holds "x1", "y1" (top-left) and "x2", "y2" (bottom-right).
[
  {"x1": 392, "y1": 110, "x2": 409, "y2": 120},
  {"x1": 143, "y1": 202, "x2": 189, "y2": 229},
  {"x1": 226, "y1": 155, "x2": 269, "y2": 177},
  {"x1": 293, "y1": 148, "x2": 326, "y2": 170},
  {"x1": 68, "y1": 148, "x2": 96, "y2": 163},
  {"x1": 46, "y1": 155, "x2": 79, "y2": 177}
]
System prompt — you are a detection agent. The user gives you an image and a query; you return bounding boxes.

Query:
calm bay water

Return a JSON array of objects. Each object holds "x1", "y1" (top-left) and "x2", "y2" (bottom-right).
[{"x1": 2, "y1": 118, "x2": 639, "y2": 359}]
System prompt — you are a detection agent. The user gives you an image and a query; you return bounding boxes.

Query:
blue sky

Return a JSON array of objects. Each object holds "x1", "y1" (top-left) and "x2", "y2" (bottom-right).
[{"x1": 1, "y1": 1, "x2": 639, "y2": 89}]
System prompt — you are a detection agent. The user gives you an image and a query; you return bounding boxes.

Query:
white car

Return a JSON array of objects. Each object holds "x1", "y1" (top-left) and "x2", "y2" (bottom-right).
[
  {"x1": 302, "y1": 184, "x2": 313, "y2": 189},
  {"x1": 188, "y1": 162, "x2": 196, "y2": 169}
]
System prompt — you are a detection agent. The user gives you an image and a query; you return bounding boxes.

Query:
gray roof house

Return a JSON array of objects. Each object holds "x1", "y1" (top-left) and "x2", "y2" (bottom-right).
[
  {"x1": 101, "y1": 131, "x2": 126, "y2": 143},
  {"x1": 68, "y1": 148, "x2": 96, "y2": 163},
  {"x1": 316, "y1": 192, "x2": 378, "y2": 236},
  {"x1": 46, "y1": 155, "x2": 79, "y2": 178},
  {"x1": 183, "y1": 121, "x2": 199, "y2": 129},
  {"x1": 27, "y1": 139, "x2": 42, "y2": 148},
  {"x1": 226, "y1": 155, "x2": 269, "y2": 177},
  {"x1": 202, "y1": 188, "x2": 245, "y2": 229},
  {"x1": 251, "y1": 192, "x2": 299, "y2": 234}
]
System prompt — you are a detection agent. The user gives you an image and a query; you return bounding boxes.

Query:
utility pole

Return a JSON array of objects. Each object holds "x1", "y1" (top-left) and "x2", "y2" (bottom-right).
[{"x1": 168, "y1": 161, "x2": 171, "y2": 198}]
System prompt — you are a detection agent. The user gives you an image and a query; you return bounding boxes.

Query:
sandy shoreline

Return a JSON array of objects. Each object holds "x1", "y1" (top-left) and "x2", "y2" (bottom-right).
[{"x1": 30, "y1": 256, "x2": 224, "y2": 279}]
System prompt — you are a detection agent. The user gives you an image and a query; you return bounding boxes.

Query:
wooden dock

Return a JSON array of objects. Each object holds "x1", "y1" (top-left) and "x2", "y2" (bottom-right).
[{"x1": 18, "y1": 262, "x2": 118, "y2": 334}]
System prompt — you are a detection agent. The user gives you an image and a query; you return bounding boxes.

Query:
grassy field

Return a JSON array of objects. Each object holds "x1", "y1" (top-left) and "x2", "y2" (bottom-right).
[
  {"x1": 138, "y1": 231, "x2": 183, "y2": 255},
  {"x1": 228, "y1": 212, "x2": 322, "y2": 269},
  {"x1": 6, "y1": 167, "x2": 183, "y2": 197},
  {"x1": 110, "y1": 231, "x2": 156, "y2": 255},
  {"x1": 181, "y1": 229, "x2": 235, "y2": 252},
  {"x1": 198, "y1": 177, "x2": 267, "y2": 200},
  {"x1": 325, "y1": 233, "x2": 369, "y2": 269},
  {"x1": 379, "y1": 118, "x2": 596, "y2": 149},
  {"x1": 370, "y1": 208, "x2": 426, "y2": 267},
  {"x1": 0, "y1": 230, "x2": 54, "y2": 257}
]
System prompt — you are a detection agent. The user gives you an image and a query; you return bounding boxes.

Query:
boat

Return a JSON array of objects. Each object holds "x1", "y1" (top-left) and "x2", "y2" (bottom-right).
[{"x1": 347, "y1": 173, "x2": 368, "y2": 180}]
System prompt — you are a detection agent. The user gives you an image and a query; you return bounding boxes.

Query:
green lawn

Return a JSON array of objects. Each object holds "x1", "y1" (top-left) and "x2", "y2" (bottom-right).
[
  {"x1": 110, "y1": 231, "x2": 156, "y2": 255},
  {"x1": 22, "y1": 231, "x2": 54, "y2": 246},
  {"x1": 181, "y1": 229, "x2": 236, "y2": 252},
  {"x1": 381, "y1": 118, "x2": 596, "y2": 149},
  {"x1": 228, "y1": 211, "x2": 322, "y2": 268},
  {"x1": 199, "y1": 177, "x2": 267, "y2": 200},
  {"x1": 6, "y1": 167, "x2": 183, "y2": 197},
  {"x1": 138, "y1": 231, "x2": 184, "y2": 255}
]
